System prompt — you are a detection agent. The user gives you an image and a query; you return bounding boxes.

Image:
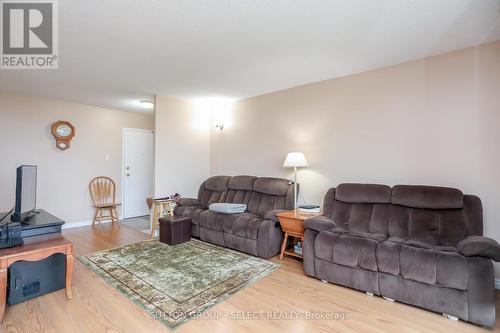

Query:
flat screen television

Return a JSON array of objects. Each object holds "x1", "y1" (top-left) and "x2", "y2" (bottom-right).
[{"x1": 11, "y1": 165, "x2": 37, "y2": 223}]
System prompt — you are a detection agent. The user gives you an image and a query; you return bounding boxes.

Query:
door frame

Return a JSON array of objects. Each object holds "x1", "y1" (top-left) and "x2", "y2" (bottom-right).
[{"x1": 121, "y1": 127, "x2": 155, "y2": 219}]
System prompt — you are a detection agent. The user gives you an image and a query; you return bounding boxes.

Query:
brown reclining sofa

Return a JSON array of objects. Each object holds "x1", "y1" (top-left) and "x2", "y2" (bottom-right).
[
  {"x1": 174, "y1": 175, "x2": 294, "y2": 258},
  {"x1": 303, "y1": 183, "x2": 500, "y2": 327}
]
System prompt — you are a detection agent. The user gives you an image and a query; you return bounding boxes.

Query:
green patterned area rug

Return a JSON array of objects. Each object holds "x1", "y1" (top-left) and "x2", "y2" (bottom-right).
[{"x1": 78, "y1": 239, "x2": 279, "y2": 330}]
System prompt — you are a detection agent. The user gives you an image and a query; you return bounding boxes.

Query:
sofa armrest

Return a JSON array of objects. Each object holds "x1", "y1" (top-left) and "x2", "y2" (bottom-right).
[
  {"x1": 176, "y1": 198, "x2": 201, "y2": 207},
  {"x1": 263, "y1": 209, "x2": 287, "y2": 223},
  {"x1": 457, "y1": 236, "x2": 500, "y2": 261},
  {"x1": 304, "y1": 216, "x2": 336, "y2": 233}
]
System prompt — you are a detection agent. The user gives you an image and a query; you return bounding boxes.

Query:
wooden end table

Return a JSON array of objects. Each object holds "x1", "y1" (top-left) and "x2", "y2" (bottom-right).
[
  {"x1": 150, "y1": 199, "x2": 175, "y2": 237},
  {"x1": 0, "y1": 234, "x2": 74, "y2": 321},
  {"x1": 276, "y1": 209, "x2": 320, "y2": 260}
]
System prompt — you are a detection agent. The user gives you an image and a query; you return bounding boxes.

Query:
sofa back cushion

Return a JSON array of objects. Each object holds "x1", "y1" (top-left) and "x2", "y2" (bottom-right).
[
  {"x1": 198, "y1": 176, "x2": 293, "y2": 215},
  {"x1": 322, "y1": 183, "x2": 483, "y2": 245},
  {"x1": 391, "y1": 185, "x2": 463, "y2": 209},
  {"x1": 389, "y1": 185, "x2": 482, "y2": 245},
  {"x1": 223, "y1": 176, "x2": 257, "y2": 205},
  {"x1": 247, "y1": 177, "x2": 294, "y2": 216},
  {"x1": 327, "y1": 184, "x2": 391, "y2": 235},
  {"x1": 336, "y1": 183, "x2": 392, "y2": 204},
  {"x1": 199, "y1": 176, "x2": 230, "y2": 208}
]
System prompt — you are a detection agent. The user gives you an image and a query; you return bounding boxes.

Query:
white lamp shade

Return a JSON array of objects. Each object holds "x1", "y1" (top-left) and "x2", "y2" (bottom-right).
[{"x1": 283, "y1": 152, "x2": 308, "y2": 168}]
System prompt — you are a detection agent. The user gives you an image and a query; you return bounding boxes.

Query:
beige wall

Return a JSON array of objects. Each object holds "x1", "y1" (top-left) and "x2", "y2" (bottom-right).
[
  {"x1": 155, "y1": 96, "x2": 210, "y2": 199},
  {"x1": 0, "y1": 93, "x2": 154, "y2": 225},
  {"x1": 210, "y1": 41, "x2": 500, "y2": 275}
]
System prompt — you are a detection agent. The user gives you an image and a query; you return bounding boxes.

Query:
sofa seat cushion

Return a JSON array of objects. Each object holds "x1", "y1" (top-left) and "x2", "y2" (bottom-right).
[
  {"x1": 174, "y1": 206, "x2": 204, "y2": 225},
  {"x1": 314, "y1": 231, "x2": 379, "y2": 271},
  {"x1": 198, "y1": 211, "x2": 264, "y2": 240},
  {"x1": 382, "y1": 237, "x2": 459, "y2": 252},
  {"x1": 199, "y1": 210, "x2": 239, "y2": 231},
  {"x1": 330, "y1": 228, "x2": 387, "y2": 242},
  {"x1": 377, "y1": 239, "x2": 468, "y2": 290},
  {"x1": 222, "y1": 213, "x2": 263, "y2": 240}
]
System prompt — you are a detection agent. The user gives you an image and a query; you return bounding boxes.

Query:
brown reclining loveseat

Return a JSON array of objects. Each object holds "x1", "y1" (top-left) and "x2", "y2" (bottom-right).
[{"x1": 303, "y1": 183, "x2": 500, "y2": 327}]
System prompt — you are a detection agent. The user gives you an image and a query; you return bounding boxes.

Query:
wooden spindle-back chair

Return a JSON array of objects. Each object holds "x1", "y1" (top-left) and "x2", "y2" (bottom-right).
[{"x1": 89, "y1": 176, "x2": 121, "y2": 226}]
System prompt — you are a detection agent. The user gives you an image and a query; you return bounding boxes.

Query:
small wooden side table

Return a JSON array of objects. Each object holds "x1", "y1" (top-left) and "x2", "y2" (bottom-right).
[
  {"x1": 0, "y1": 234, "x2": 74, "y2": 321},
  {"x1": 276, "y1": 209, "x2": 319, "y2": 260},
  {"x1": 151, "y1": 199, "x2": 175, "y2": 237}
]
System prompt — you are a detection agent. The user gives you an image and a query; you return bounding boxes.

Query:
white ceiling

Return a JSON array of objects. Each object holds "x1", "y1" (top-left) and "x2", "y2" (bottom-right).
[{"x1": 1, "y1": 0, "x2": 499, "y2": 113}]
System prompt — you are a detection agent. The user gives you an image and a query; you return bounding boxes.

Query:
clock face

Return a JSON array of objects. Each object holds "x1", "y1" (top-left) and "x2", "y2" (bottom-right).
[
  {"x1": 52, "y1": 121, "x2": 75, "y2": 150},
  {"x1": 56, "y1": 124, "x2": 72, "y2": 137}
]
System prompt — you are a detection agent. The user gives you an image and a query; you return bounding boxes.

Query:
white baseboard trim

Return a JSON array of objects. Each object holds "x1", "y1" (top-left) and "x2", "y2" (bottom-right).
[
  {"x1": 495, "y1": 279, "x2": 500, "y2": 290},
  {"x1": 62, "y1": 220, "x2": 112, "y2": 229}
]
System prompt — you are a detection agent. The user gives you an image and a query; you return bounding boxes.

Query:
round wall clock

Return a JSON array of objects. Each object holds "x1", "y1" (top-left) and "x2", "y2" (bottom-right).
[{"x1": 51, "y1": 121, "x2": 75, "y2": 150}]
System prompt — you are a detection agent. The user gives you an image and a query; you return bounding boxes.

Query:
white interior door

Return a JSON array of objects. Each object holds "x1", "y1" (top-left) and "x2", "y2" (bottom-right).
[{"x1": 123, "y1": 128, "x2": 154, "y2": 218}]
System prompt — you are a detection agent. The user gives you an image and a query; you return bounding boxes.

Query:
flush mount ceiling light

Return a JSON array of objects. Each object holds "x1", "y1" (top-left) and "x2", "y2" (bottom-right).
[{"x1": 139, "y1": 100, "x2": 155, "y2": 109}]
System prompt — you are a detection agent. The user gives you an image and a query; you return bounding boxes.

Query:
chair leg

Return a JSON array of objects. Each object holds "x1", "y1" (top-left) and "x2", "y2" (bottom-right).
[
  {"x1": 108, "y1": 208, "x2": 114, "y2": 226},
  {"x1": 92, "y1": 208, "x2": 98, "y2": 226},
  {"x1": 151, "y1": 204, "x2": 158, "y2": 237},
  {"x1": 151, "y1": 221, "x2": 156, "y2": 237},
  {"x1": 113, "y1": 207, "x2": 120, "y2": 226},
  {"x1": 97, "y1": 208, "x2": 102, "y2": 228},
  {"x1": 149, "y1": 206, "x2": 154, "y2": 233}
]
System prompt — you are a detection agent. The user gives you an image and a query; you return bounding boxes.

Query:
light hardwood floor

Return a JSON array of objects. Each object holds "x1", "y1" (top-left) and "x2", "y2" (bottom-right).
[{"x1": 1, "y1": 224, "x2": 498, "y2": 333}]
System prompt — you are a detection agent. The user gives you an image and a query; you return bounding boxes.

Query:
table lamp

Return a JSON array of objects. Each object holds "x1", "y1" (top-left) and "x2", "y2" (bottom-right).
[{"x1": 283, "y1": 152, "x2": 308, "y2": 210}]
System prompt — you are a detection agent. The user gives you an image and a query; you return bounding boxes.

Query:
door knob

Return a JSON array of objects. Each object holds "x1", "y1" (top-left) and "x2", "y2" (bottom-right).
[{"x1": 126, "y1": 166, "x2": 131, "y2": 171}]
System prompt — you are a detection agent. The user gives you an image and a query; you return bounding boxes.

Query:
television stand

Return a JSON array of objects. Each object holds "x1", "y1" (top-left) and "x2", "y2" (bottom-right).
[
  {"x1": 0, "y1": 234, "x2": 74, "y2": 321},
  {"x1": 0, "y1": 210, "x2": 65, "y2": 238},
  {"x1": 0, "y1": 237, "x2": 23, "y2": 249}
]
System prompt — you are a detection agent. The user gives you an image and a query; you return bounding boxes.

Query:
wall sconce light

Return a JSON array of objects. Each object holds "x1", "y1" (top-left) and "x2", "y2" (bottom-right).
[{"x1": 193, "y1": 97, "x2": 233, "y2": 131}]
